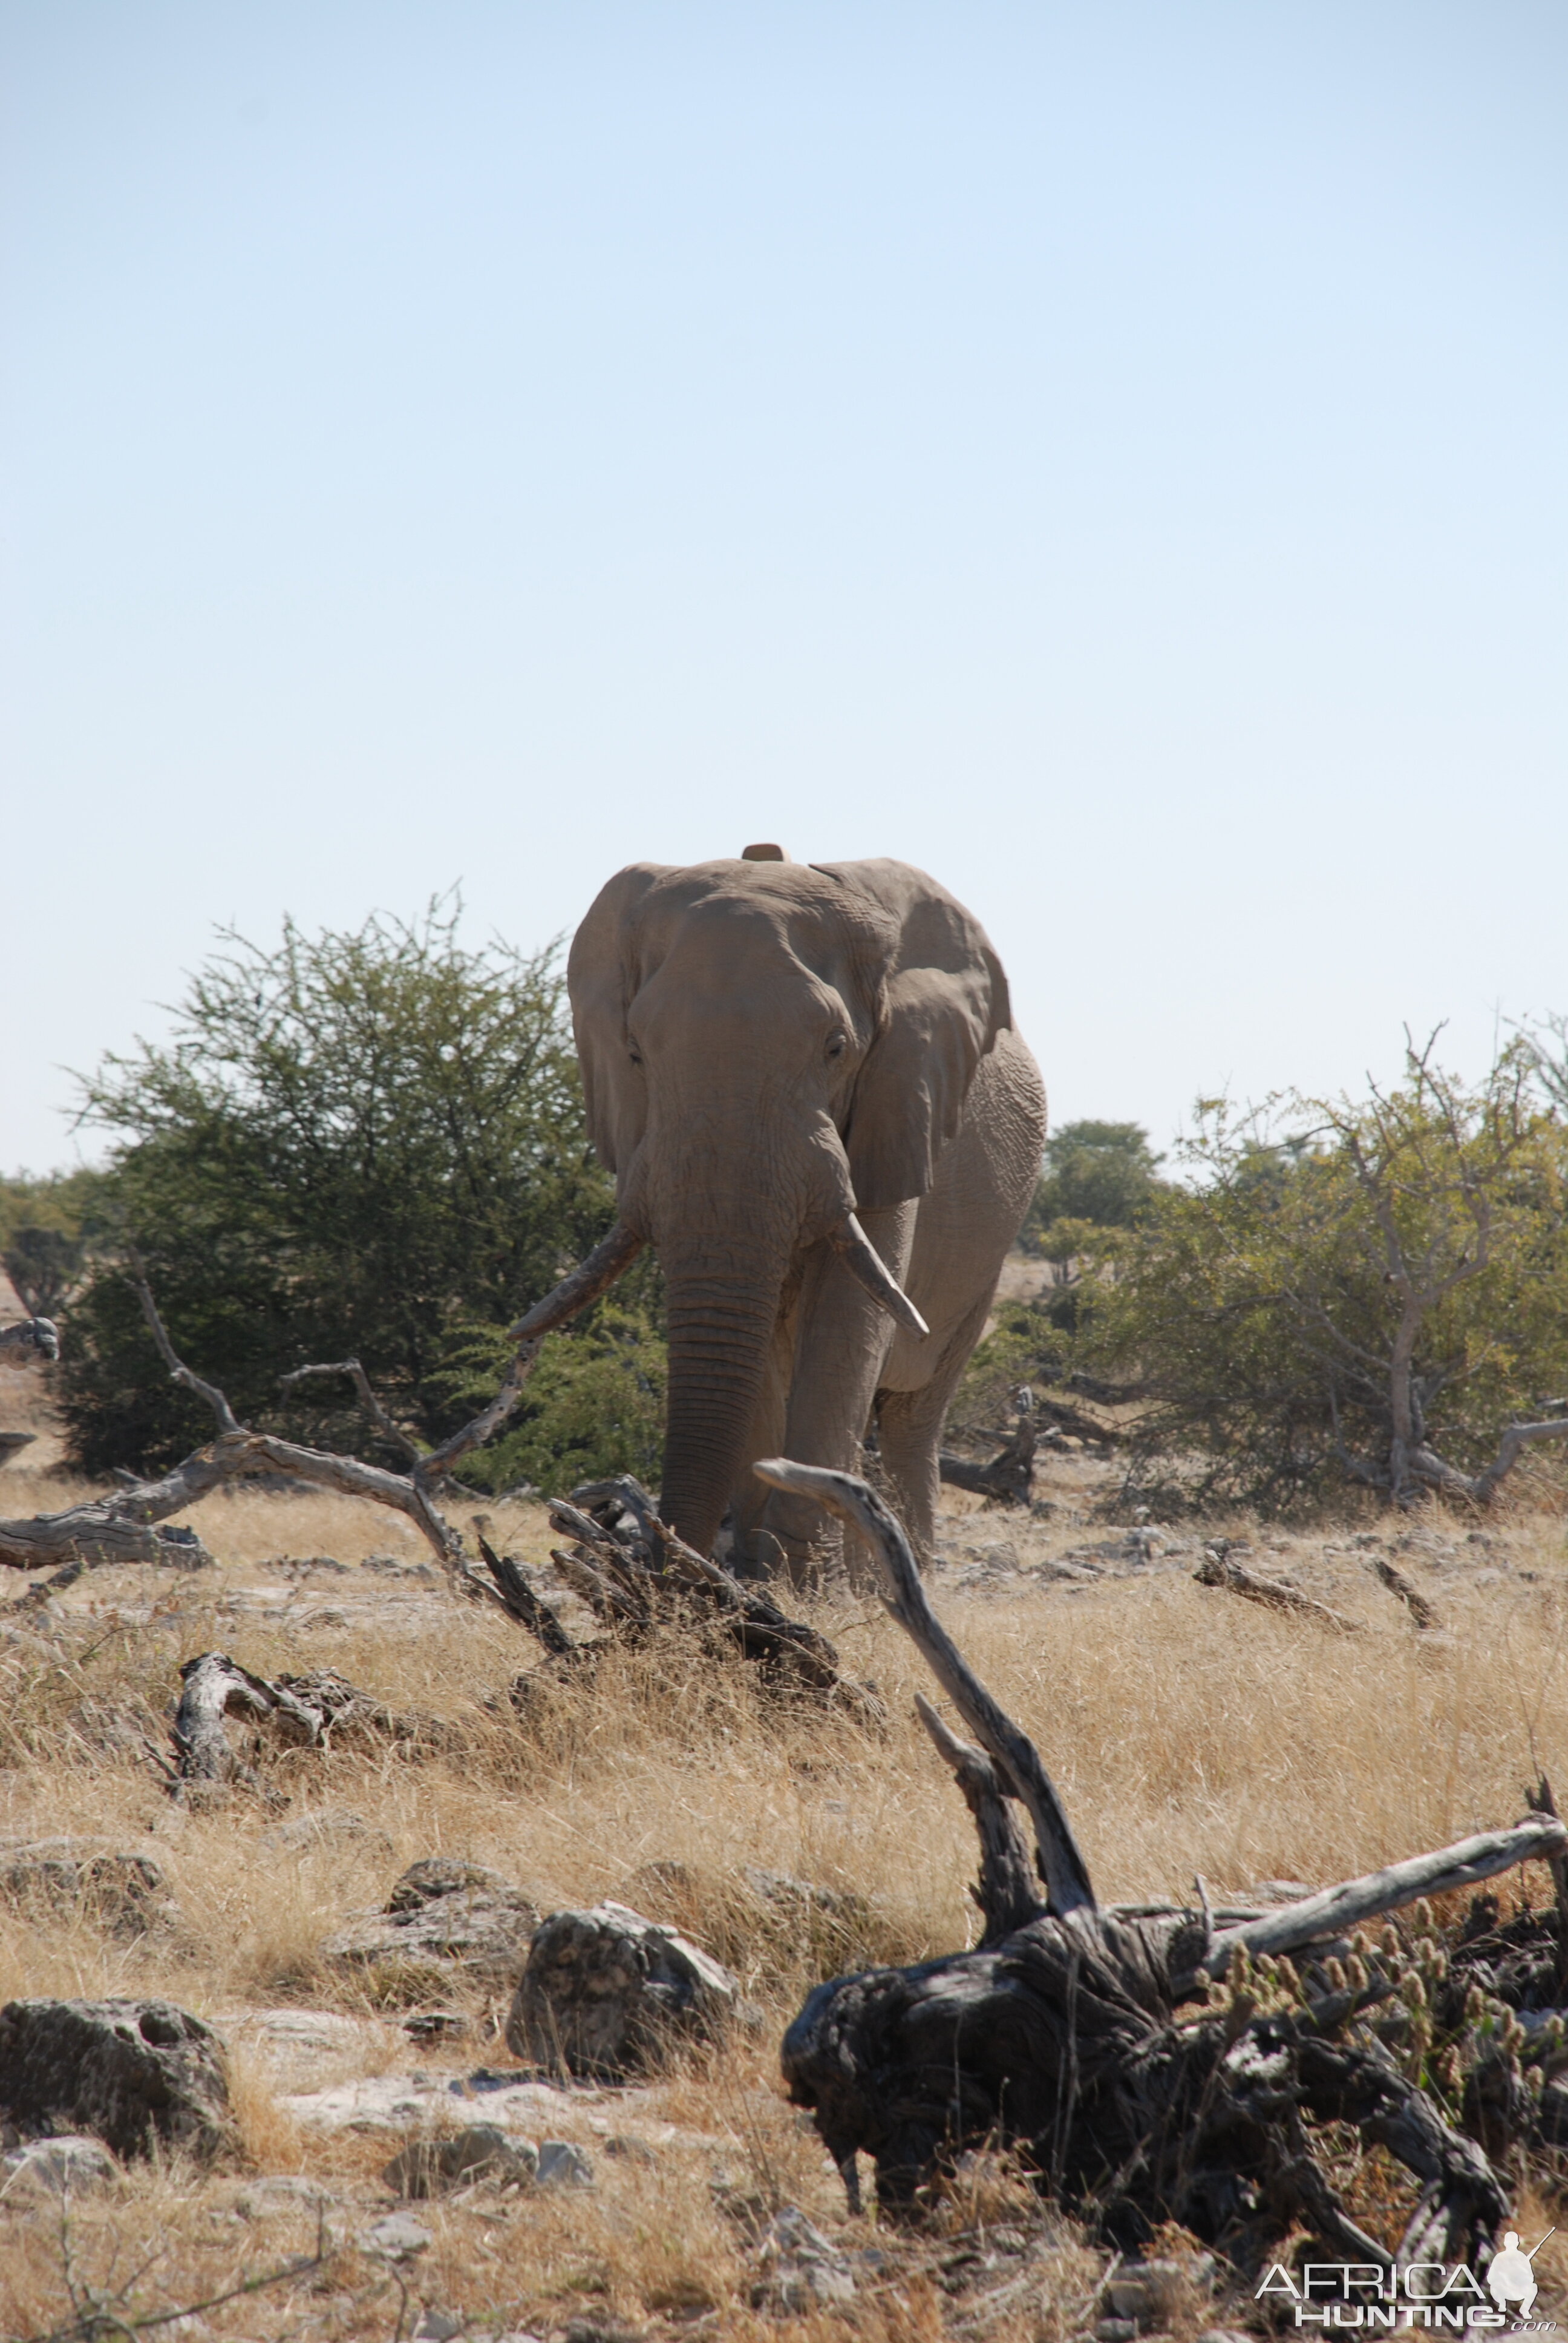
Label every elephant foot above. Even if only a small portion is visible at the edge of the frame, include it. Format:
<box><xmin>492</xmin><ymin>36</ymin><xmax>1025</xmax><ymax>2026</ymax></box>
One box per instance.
<box><xmin>739</xmin><ymin>1524</ymin><xmax>841</xmax><ymax>1594</ymax></box>
<box><xmin>728</xmin><ymin>1531</ymin><xmax>776</xmax><ymax>1584</ymax></box>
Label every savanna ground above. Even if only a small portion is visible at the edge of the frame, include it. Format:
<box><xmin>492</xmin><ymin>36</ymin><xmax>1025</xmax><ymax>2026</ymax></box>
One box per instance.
<box><xmin>3</xmin><ymin>1273</ymin><xmax>1568</xmax><ymax>2342</ymax></box>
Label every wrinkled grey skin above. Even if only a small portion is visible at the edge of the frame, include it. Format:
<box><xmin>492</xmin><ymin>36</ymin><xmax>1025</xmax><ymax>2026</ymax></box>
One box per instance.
<box><xmin>569</xmin><ymin>855</ymin><xmax>1046</xmax><ymax>1582</ymax></box>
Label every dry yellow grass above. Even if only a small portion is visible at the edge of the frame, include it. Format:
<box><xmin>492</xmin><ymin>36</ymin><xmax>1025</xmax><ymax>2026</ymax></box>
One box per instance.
<box><xmin>1</xmin><ymin>1427</ymin><xmax>1566</xmax><ymax>2337</ymax></box>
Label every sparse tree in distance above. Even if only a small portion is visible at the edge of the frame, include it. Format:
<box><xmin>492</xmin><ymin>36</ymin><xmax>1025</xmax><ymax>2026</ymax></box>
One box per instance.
<box><xmin>1021</xmin><ymin>1119</ymin><xmax>1167</xmax><ymax>1261</ymax></box>
<box><xmin>0</xmin><ymin>1170</ymin><xmax>99</xmax><ymax>1318</ymax></box>
<box><xmin>1088</xmin><ymin>1036</ymin><xmax>1568</xmax><ymax>1512</ymax></box>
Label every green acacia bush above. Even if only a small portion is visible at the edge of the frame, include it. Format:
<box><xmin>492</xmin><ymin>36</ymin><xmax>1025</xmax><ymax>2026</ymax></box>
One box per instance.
<box><xmin>59</xmin><ymin>902</ymin><xmax>665</xmax><ymax>1489</ymax></box>
<box><xmin>1086</xmin><ymin>1042</ymin><xmax>1568</xmax><ymax>1513</ymax></box>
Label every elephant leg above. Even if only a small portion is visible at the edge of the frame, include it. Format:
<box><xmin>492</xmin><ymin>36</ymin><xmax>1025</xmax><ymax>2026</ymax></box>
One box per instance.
<box><xmin>755</xmin><ymin>1202</ymin><xmax>915</xmax><ymax>1587</ymax></box>
<box><xmin>875</xmin><ymin>1285</ymin><xmax>997</xmax><ymax>1566</ymax></box>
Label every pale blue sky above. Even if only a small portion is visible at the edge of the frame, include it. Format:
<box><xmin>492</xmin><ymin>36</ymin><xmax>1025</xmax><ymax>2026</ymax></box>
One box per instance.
<box><xmin>4</xmin><ymin>2</ymin><xmax>1564</xmax><ymax>1172</ymax></box>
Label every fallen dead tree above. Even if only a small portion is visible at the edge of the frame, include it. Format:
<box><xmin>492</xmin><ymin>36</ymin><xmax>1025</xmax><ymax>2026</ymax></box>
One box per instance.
<box><xmin>480</xmin><ymin>1476</ymin><xmax>881</xmax><ymax>1721</ymax></box>
<box><xmin>0</xmin><ymin>1230</ymin><xmax>641</xmax><ymax>1590</ymax></box>
<box><xmin>941</xmin><ymin>1381</ymin><xmax>1120</xmax><ymax>1495</ymax></box>
<box><xmin>154</xmin><ymin>1653</ymin><xmax>461</xmax><ymax>1798</ymax></box>
<box><xmin>756</xmin><ymin>1457</ymin><xmax>1564</xmax><ymax>2274</ymax></box>
<box><xmin>1193</xmin><ymin>1544</ymin><xmax>1365</xmax><ymax>1633</ymax></box>
<box><xmin>0</xmin><ymin>1245</ymin><xmax>873</xmax><ymax>1714</ymax></box>
<box><xmin>1370</xmin><ymin>1553</ymin><xmax>1443</xmax><ymax>1632</ymax></box>
<box><xmin>939</xmin><ymin>1388</ymin><xmax>1040</xmax><ymax>1505</ymax></box>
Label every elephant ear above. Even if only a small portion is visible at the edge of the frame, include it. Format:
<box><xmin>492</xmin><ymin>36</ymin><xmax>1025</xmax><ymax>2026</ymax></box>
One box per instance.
<box><xmin>567</xmin><ymin>863</ymin><xmax>664</xmax><ymax>1175</ymax></box>
<box><xmin>820</xmin><ymin>859</ymin><xmax>1014</xmax><ymax>1211</ymax></box>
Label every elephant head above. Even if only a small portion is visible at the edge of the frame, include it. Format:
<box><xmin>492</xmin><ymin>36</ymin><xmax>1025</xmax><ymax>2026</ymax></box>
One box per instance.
<box><xmin>567</xmin><ymin>854</ymin><xmax>1014</xmax><ymax>1558</ymax></box>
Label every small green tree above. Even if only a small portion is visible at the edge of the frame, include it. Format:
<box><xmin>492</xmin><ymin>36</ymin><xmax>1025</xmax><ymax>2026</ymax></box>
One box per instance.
<box><xmin>0</xmin><ymin>1168</ymin><xmax>103</xmax><ymax>1317</ymax></box>
<box><xmin>2</xmin><ymin>1225</ymin><xmax>82</xmax><ymax>1319</ymax></box>
<box><xmin>1021</xmin><ymin>1120</ymin><xmax>1166</xmax><ymax>1256</ymax></box>
<box><xmin>1089</xmin><ymin>1040</ymin><xmax>1568</xmax><ymax>1512</ymax></box>
<box><xmin>59</xmin><ymin>900</ymin><xmax>664</xmax><ymax>1484</ymax></box>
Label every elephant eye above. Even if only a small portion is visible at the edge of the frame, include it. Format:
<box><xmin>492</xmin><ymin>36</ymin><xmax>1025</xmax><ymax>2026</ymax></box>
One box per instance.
<box><xmin>826</xmin><ymin>1032</ymin><xmax>847</xmax><ymax>1060</ymax></box>
<box><xmin>628</xmin><ymin>1046</ymin><xmax>643</xmax><ymax>1067</ymax></box>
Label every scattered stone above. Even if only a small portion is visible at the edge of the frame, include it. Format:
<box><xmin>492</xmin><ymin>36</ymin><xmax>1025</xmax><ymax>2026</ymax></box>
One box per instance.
<box><xmin>382</xmin><ymin>2125</ymin><xmax>538</xmax><ymax>2198</ymax></box>
<box><xmin>265</xmin><ymin>1808</ymin><xmax>391</xmax><ymax>1852</ymax></box>
<box><xmin>322</xmin><ymin>1859</ymin><xmax>540</xmax><ymax>2003</ymax></box>
<box><xmin>750</xmin><ymin>2205</ymin><xmax>857</xmax><ymax>2312</ymax></box>
<box><xmin>0</xmin><ymin>1998</ymin><xmax>234</xmax><ymax>2162</ymax></box>
<box><xmin>506</xmin><ymin>1903</ymin><xmax>739</xmax><ymax>2077</ymax></box>
<box><xmin>403</xmin><ymin>2010</ymin><xmax>470</xmax><ymax>2045</ymax></box>
<box><xmin>282</xmin><ymin>2066</ymin><xmax>589</xmax><ymax>2136</ymax></box>
<box><xmin>0</xmin><ymin>1840</ymin><xmax>175</xmax><ymax>1938</ymax></box>
<box><xmin>1097</xmin><ymin>2321</ymin><xmax>1139</xmax><ymax>2342</ymax></box>
<box><xmin>235</xmin><ymin>2008</ymin><xmax>389</xmax><ymax>2091</ymax></box>
<box><xmin>388</xmin><ymin>1858</ymin><xmax>508</xmax><ymax>1911</ymax></box>
<box><xmin>413</xmin><ymin>2316</ymin><xmax>463</xmax><ymax>2343</ymax></box>
<box><xmin>743</xmin><ymin>1866</ymin><xmax>871</xmax><ymax>1930</ymax></box>
<box><xmin>535</xmin><ymin>2139</ymin><xmax>593</xmax><ymax>2187</ymax></box>
<box><xmin>0</xmin><ymin>2134</ymin><xmax>119</xmax><ymax>2201</ymax></box>
<box><xmin>235</xmin><ymin>2174</ymin><xmax>336</xmax><ymax>2215</ymax></box>
<box><xmin>1105</xmin><ymin>2257</ymin><xmax>1215</xmax><ymax>2328</ymax></box>
<box><xmin>361</xmin><ymin>2210</ymin><xmax>433</xmax><ymax>2257</ymax></box>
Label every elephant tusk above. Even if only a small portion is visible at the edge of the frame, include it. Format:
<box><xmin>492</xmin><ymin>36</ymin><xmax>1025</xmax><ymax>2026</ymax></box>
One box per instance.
<box><xmin>828</xmin><ymin>1215</ymin><xmax>930</xmax><ymax>1340</ymax></box>
<box><xmin>506</xmin><ymin>1219</ymin><xmax>644</xmax><ymax>1342</ymax></box>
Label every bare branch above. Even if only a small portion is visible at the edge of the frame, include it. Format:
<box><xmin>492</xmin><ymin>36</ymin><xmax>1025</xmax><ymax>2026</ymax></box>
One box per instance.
<box><xmin>132</xmin><ymin>1271</ymin><xmax>238</xmax><ymax>1434</ymax></box>
<box><xmin>1369</xmin><ymin>1553</ymin><xmax>1443</xmax><ymax>1631</ymax></box>
<box><xmin>1416</xmin><ymin>1416</ymin><xmax>1568</xmax><ymax>1506</ymax></box>
<box><xmin>753</xmin><ymin>1457</ymin><xmax>1096</xmax><ymax>1916</ymax></box>
<box><xmin>915</xmin><ymin>1692</ymin><xmax>1045</xmax><ymax>1945</ymax></box>
<box><xmin>475</xmin><ymin>1533</ymin><xmax>577</xmax><ymax>1657</ymax></box>
<box><xmin>1194</xmin><ymin>1548</ymin><xmax>1365</xmax><ymax>1631</ymax></box>
<box><xmin>1209</xmin><ymin>1817</ymin><xmax>1568</xmax><ymax>1973</ymax></box>
<box><xmin>278</xmin><ymin>1357</ymin><xmax>421</xmax><ymax>1464</ymax></box>
<box><xmin>4</xmin><ymin>1234</ymin><xmax>648</xmax><ymax>1585</ymax></box>
<box><xmin>418</xmin><ymin>1218</ymin><xmax>644</xmax><ymax>1480</ymax></box>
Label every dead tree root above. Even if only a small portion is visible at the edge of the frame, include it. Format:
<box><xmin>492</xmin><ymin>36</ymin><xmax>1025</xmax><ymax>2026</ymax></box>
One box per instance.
<box><xmin>757</xmin><ymin>1456</ymin><xmax>1555</xmax><ymax>2276</ymax></box>
<box><xmin>782</xmin><ymin>1912</ymin><xmax>1504</xmax><ymax>2270</ymax></box>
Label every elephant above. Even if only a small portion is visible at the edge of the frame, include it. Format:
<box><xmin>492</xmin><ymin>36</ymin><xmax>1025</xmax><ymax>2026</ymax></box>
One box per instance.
<box><xmin>566</xmin><ymin>846</ymin><xmax>1047</xmax><ymax>1582</ymax></box>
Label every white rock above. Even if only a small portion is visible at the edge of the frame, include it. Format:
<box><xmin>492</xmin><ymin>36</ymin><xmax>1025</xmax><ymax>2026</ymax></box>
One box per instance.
<box><xmin>535</xmin><ymin>2140</ymin><xmax>593</xmax><ymax>2188</ymax></box>
<box><xmin>362</xmin><ymin>2211</ymin><xmax>433</xmax><ymax>2256</ymax></box>
<box><xmin>751</xmin><ymin>2205</ymin><xmax>856</xmax><ymax>2312</ymax></box>
<box><xmin>382</xmin><ymin>2126</ymin><xmax>538</xmax><ymax>2198</ymax></box>
<box><xmin>0</xmin><ymin>2134</ymin><xmax>119</xmax><ymax>2200</ymax></box>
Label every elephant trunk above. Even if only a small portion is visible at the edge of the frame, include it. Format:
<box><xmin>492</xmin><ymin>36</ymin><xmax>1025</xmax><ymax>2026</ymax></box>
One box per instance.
<box><xmin>656</xmin><ymin>1244</ymin><xmax>788</xmax><ymax>1560</ymax></box>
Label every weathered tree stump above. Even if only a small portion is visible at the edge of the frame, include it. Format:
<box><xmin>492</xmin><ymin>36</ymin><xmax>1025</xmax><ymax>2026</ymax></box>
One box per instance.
<box><xmin>755</xmin><ymin>1458</ymin><xmax>1549</xmax><ymax>2276</ymax></box>
<box><xmin>480</xmin><ymin>1477</ymin><xmax>883</xmax><ymax>1722</ymax></box>
<box><xmin>167</xmin><ymin>1653</ymin><xmax>457</xmax><ymax>1797</ymax></box>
